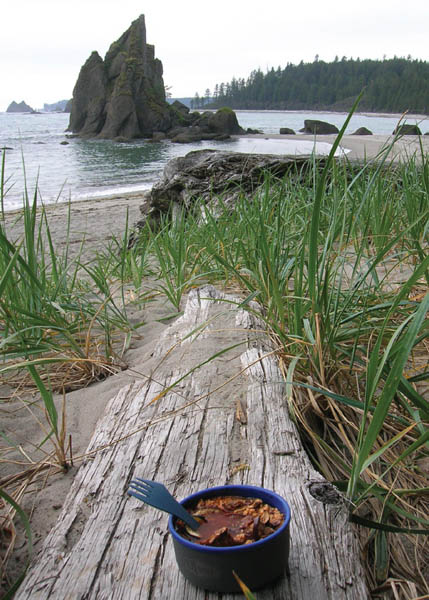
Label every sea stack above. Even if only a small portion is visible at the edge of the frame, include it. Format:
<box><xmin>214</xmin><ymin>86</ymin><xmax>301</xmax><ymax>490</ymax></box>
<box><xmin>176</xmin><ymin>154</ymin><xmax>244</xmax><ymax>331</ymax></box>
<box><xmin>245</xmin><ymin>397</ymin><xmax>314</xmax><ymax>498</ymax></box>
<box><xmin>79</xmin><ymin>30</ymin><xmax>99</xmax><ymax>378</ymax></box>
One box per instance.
<box><xmin>68</xmin><ymin>15</ymin><xmax>172</xmax><ymax>139</ymax></box>
<box><xmin>6</xmin><ymin>100</ymin><xmax>35</xmax><ymax>113</ymax></box>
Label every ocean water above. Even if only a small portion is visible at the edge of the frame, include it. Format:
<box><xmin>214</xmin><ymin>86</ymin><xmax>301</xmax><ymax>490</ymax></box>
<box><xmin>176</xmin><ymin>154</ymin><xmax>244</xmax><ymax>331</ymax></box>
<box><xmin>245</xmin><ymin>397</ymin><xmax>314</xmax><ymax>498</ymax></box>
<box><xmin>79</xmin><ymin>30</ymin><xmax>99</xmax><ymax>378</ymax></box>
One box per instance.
<box><xmin>1</xmin><ymin>110</ymin><xmax>428</xmax><ymax>211</ymax></box>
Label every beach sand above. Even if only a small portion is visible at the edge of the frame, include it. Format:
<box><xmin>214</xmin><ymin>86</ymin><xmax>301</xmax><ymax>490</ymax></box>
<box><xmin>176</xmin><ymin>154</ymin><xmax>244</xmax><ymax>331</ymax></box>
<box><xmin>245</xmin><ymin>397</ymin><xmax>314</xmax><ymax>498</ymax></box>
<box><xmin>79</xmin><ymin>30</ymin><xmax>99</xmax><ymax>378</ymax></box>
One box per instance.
<box><xmin>1</xmin><ymin>134</ymin><xmax>428</xmax><ymax>591</ymax></box>
<box><xmin>2</xmin><ymin>192</ymin><xmax>148</xmax><ymax>261</ymax></box>
<box><xmin>242</xmin><ymin>132</ymin><xmax>429</xmax><ymax>162</ymax></box>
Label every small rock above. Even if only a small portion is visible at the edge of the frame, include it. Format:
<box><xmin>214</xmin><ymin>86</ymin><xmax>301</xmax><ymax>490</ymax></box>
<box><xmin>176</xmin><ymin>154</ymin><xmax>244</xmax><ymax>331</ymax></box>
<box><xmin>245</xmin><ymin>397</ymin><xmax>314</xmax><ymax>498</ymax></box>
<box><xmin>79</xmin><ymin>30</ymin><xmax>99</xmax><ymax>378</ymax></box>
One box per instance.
<box><xmin>351</xmin><ymin>127</ymin><xmax>373</xmax><ymax>135</ymax></box>
<box><xmin>279</xmin><ymin>127</ymin><xmax>295</xmax><ymax>135</ymax></box>
<box><xmin>392</xmin><ymin>124</ymin><xmax>422</xmax><ymax>135</ymax></box>
<box><xmin>151</xmin><ymin>132</ymin><xmax>167</xmax><ymax>142</ymax></box>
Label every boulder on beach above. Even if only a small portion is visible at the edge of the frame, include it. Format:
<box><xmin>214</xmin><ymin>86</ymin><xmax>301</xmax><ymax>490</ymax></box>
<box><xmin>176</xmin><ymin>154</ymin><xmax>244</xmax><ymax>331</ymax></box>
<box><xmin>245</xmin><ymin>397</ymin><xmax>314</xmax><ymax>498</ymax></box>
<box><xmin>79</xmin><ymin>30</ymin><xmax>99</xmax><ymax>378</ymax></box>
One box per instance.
<box><xmin>302</xmin><ymin>120</ymin><xmax>339</xmax><ymax>135</ymax></box>
<box><xmin>280</xmin><ymin>127</ymin><xmax>295</xmax><ymax>135</ymax></box>
<box><xmin>392</xmin><ymin>124</ymin><xmax>422</xmax><ymax>136</ymax></box>
<box><xmin>6</xmin><ymin>100</ymin><xmax>34</xmax><ymax>113</ymax></box>
<box><xmin>351</xmin><ymin>127</ymin><xmax>373</xmax><ymax>135</ymax></box>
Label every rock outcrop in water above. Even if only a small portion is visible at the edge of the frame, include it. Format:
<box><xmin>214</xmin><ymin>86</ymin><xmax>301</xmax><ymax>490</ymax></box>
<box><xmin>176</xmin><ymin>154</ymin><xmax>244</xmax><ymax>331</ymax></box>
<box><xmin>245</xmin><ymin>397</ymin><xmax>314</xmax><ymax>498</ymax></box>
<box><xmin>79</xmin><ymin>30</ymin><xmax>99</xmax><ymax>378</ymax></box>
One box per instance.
<box><xmin>68</xmin><ymin>15</ymin><xmax>244</xmax><ymax>141</ymax></box>
<box><xmin>6</xmin><ymin>100</ymin><xmax>35</xmax><ymax>113</ymax></box>
<box><xmin>68</xmin><ymin>15</ymin><xmax>171</xmax><ymax>138</ymax></box>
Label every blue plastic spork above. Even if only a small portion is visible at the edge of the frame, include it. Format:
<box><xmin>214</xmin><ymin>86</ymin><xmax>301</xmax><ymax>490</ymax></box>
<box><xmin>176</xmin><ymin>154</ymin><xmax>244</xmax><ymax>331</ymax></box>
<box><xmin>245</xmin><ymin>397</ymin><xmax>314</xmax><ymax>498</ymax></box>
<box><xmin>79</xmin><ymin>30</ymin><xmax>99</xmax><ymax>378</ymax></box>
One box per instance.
<box><xmin>127</xmin><ymin>477</ymin><xmax>200</xmax><ymax>530</ymax></box>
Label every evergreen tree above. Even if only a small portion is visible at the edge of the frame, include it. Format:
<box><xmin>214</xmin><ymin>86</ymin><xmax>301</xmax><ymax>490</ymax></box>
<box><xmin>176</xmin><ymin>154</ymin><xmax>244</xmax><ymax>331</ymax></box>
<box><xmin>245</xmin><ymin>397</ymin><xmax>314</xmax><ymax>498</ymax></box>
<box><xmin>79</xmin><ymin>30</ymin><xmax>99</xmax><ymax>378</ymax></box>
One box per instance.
<box><xmin>205</xmin><ymin>57</ymin><xmax>429</xmax><ymax>113</ymax></box>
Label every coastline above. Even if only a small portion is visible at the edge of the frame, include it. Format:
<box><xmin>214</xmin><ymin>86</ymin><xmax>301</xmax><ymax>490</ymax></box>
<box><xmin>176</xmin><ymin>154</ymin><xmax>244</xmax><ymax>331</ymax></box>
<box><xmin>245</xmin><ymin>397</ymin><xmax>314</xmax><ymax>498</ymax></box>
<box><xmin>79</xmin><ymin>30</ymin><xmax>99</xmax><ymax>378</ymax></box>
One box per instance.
<box><xmin>4</xmin><ymin>133</ymin><xmax>429</xmax><ymax>218</ymax></box>
<box><xmin>234</xmin><ymin>108</ymin><xmax>429</xmax><ymax>120</ymax></box>
<box><xmin>236</xmin><ymin>132</ymin><xmax>429</xmax><ymax>162</ymax></box>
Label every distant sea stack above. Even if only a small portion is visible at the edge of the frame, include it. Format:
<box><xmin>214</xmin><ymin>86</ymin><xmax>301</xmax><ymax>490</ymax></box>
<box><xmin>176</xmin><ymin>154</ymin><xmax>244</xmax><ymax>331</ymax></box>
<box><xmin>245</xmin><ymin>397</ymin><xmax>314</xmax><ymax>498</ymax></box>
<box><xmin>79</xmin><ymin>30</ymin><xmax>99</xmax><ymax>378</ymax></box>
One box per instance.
<box><xmin>68</xmin><ymin>15</ymin><xmax>172</xmax><ymax>139</ymax></box>
<box><xmin>7</xmin><ymin>100</ymin><xmax>35</xmax><ymax>113</ymax></box>
<box><xmin>43</xmin><ymin>99</ymin><xmax>70</xmax><ymax>112</ymax></box>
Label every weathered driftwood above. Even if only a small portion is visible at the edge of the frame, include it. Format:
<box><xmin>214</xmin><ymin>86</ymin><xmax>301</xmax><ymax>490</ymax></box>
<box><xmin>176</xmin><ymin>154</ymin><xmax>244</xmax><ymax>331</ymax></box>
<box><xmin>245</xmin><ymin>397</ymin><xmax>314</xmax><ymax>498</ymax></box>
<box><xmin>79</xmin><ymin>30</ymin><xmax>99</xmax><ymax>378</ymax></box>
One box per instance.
<box><xmin>139</xmin><ymin>150</ymin><xmax>317</xmax><ymax>228</ymax></box>
<box><xmin>16</xmin><ymin>285</ymin><xmax>369</xmax><ymax>599</ymax></box>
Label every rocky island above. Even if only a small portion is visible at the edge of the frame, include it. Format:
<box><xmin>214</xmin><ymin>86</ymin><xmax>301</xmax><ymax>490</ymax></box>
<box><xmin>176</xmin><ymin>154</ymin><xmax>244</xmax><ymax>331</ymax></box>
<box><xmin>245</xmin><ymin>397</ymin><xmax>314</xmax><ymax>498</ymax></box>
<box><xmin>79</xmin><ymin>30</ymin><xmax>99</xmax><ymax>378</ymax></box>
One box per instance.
<box><xmin>68</xmin><ymin>14</ymin><xmax>243</xmax><ymax>142</ymax></box>
<box><xmin>6</xmin><ymin>100</ymin><xmax>35</xmax><ymax>113</ymax></box>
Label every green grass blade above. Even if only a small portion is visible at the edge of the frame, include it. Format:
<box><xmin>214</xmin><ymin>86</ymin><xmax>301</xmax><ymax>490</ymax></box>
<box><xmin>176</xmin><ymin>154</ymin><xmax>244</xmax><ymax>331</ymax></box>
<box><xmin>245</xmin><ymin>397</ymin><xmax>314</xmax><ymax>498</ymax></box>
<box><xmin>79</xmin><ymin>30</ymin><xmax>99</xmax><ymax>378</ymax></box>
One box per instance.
<box><xmin>350</xmin><ymin>293</ymin><xmax>429</xmax><ymax>498</ymax></box>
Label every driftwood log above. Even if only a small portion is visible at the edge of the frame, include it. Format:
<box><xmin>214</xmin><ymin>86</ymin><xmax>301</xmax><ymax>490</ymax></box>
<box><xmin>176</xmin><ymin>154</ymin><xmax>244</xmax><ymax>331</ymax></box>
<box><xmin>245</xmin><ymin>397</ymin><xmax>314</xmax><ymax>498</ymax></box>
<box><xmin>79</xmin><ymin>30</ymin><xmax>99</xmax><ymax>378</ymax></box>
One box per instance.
<box><xmin>16</xmin><ymin>285</ymin><xmax>369</xmax><ymax>599</ymax></box>
<box><xmin>138</xmin><ymin>150</ymin><xmax>318</xmax><ymax>228</ymax></box>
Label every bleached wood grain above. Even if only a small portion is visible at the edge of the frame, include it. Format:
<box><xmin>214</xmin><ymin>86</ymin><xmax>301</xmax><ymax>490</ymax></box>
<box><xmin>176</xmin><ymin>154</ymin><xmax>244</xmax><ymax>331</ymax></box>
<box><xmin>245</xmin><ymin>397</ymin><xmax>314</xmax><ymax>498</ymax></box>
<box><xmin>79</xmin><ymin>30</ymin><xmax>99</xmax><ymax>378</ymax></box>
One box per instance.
<box><xmin>16</xmin><ymin>285</ymin><xmax>368</xmax><ymax>599</ymax></box>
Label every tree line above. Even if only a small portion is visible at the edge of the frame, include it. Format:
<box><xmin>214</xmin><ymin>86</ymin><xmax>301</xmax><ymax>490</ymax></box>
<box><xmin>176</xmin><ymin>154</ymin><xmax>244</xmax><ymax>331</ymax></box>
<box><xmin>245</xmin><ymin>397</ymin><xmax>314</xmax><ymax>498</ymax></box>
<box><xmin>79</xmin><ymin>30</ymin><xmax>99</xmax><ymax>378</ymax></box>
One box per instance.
<box><xmin>193</xmin><ymin>57</ymin><xmax>429</xmax><ymax>114</ymax></box>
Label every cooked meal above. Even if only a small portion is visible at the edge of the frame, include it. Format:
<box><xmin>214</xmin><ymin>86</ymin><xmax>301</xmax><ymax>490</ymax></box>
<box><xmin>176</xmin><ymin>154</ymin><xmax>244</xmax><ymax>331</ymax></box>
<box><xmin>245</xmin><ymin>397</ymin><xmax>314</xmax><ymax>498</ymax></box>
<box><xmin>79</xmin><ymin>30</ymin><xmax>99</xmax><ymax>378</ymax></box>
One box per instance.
<box><xmin>175</xmin><ymin>495</ymin><xmax>284</xmax><ymax>547</ymax></box>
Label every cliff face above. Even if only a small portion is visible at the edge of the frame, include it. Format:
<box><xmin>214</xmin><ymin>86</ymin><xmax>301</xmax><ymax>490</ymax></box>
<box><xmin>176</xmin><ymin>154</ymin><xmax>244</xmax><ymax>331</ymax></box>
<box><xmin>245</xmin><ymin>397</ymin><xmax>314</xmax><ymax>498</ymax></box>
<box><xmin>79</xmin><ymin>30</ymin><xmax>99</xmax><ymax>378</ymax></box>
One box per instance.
<box><xmin>68</xmin><ymin>15</ymin><xmax>172</xmax><ymax>139</ymax></box>
<box><xmin>68</xmin><ymin>52</ymin><xmax>107</xmax><ymax>135</ymax></box>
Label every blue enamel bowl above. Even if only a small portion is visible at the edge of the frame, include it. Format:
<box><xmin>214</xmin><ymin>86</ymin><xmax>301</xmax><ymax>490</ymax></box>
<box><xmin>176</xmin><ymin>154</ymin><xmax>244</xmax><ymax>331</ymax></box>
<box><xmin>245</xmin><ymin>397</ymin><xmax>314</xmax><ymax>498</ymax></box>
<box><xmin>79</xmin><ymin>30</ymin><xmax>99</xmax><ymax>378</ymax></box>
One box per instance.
<box><xmin>168</xmin><ymin>484</ymin><xmax>291</xmax><ymax>592</ymax></box>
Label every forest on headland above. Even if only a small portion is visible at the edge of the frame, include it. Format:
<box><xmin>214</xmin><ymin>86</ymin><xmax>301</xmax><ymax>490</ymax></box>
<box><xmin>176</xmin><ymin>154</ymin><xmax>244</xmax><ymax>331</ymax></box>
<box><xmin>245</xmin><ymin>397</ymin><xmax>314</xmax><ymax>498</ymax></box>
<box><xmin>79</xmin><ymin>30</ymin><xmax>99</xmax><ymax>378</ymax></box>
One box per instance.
<box><xmin>192</xmin><ymin>57</ymin><xmax>429</xmax><ymax>114</ymax></box>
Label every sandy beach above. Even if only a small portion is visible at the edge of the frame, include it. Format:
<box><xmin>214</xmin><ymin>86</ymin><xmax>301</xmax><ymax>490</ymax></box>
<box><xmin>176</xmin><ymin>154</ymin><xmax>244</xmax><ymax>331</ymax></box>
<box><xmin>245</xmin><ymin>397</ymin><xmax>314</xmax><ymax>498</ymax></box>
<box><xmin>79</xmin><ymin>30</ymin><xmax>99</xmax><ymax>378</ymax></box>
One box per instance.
<box><xmin>243</xmin><ymin>132</ymin><xmax>429</xmax><ymax>162</ymax></box>
<box><xmin>2</xmin><ymin>192</ymin><xmax>147</xmax><ymax>260</ymax></box>
<box><xmin>1</xmin><ymin>133</ymin><xmax>428</xmax><ymax>593</ymax></box>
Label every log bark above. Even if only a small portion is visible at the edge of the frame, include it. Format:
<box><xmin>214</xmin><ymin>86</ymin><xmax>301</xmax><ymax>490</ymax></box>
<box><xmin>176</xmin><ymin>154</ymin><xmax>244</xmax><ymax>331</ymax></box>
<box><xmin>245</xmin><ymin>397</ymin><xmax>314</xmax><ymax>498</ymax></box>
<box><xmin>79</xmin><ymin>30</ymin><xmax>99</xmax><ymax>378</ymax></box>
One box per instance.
<box><xmin>16</xmin><ymin>285</ymin><xmax>369</xmax><ymax>599</ymax></box>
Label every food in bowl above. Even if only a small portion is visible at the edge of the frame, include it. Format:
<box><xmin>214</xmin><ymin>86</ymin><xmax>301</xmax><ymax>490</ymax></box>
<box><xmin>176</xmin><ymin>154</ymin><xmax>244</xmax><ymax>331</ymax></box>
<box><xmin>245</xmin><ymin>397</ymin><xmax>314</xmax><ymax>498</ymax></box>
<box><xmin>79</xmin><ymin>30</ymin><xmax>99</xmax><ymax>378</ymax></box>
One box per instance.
<box><xmin>175</xmin><ymin>495</ymin><xmax>284</xmax><ymax>547</ymax></box>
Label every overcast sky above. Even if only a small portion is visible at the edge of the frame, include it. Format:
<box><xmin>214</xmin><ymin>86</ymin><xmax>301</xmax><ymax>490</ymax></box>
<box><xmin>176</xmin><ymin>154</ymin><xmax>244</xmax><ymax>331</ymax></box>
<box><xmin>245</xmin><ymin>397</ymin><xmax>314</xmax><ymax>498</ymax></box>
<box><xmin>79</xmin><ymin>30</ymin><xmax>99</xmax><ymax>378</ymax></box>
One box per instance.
<box><xmin>1</xmin><ymin>0</ymin><xmax>428</xmax><ymax>111</ymax></box>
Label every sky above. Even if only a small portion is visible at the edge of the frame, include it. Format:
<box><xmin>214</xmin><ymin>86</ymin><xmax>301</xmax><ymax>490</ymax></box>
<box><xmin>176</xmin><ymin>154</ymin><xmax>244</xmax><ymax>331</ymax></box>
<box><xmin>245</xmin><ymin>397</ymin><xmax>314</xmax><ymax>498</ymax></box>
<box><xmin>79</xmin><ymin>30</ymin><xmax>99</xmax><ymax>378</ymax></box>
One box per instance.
<box><xmin>1</xmin><ymin>0</ymin><xmax>429</xmax><ymax>112</ymax></box>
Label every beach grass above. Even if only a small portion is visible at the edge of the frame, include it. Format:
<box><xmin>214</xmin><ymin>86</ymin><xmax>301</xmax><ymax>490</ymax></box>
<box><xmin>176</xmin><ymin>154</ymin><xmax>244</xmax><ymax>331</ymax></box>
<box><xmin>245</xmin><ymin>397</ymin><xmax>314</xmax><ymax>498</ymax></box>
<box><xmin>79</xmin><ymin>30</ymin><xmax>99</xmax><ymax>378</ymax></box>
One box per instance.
<box><xmin>0</xmin><ymin>177</ymin><xmax>151</xmax><ymax>594</ymax></box>
<box><xmin>1</xmin><ymin>126</ymin><xmax>429</xmax><ymax>596</ymax></box>
<box><xmin>142</xmin><ymin>135</ymin><xmax>428</xmax><ymax>592</ymax></box>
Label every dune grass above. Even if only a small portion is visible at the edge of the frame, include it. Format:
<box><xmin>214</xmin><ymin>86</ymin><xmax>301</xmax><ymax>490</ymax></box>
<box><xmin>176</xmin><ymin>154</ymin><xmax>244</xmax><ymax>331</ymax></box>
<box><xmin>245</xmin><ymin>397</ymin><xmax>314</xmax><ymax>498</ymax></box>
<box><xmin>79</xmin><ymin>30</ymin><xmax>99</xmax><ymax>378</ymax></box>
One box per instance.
<box><xmin>0</xmin><ymin>181</ymin><xmax>145</xmax><ymax>594</ymax></box>
<box><xmin>145</xmin><ymin>138</ymin><xmax>428</xmax><ymax>593</ymax></box>
<box><xmin>1</xmin><ymin>123</ymin><xmax>428</xmax><ymax>596</ymax></box>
